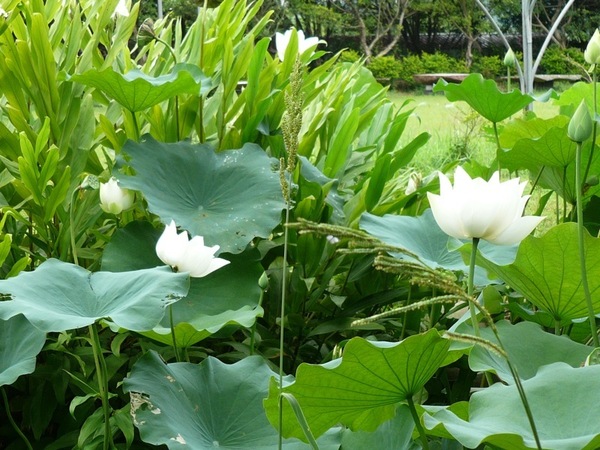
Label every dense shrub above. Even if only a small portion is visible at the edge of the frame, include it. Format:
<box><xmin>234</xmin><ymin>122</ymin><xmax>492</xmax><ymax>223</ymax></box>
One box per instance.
<box><xmin>420</xmin><ymin>52</ymin><xmax>467</xmax><ymax>73</ymax></box>
<box><xmin>367</xmin><ymin>55</ymin><xmax>404</xmax><ymax>79</ymax></box>
<box><xmin>340</xmin><ymin>49</ymin><xmax>361</xmax><ymax>63</ymax></box>
<box><xmin>472</xmin><ymin>55</ymin><xmax>505</xmax><ymax>79</ymax></box>
<box><xmin>539</xmin><ymin>46</ymin><xmax>586</xmax><ymax>74</ymax></box>
<box><xmin>396</xmin><ymin>54</ymin><xmax>424</xmax><ymax>87</ymax></box>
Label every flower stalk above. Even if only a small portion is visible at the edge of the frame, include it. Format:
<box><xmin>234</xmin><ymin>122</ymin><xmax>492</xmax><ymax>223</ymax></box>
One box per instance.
<box><xmin>407</xmin><ymin>396</ymin><xmax>430</xmax><ymax>450</ymax></box>
<box><xmin>468</xmin><ymin>237</ymin><xmax>480</xmax><ymax>335</ymax></box>
<box><xmin>568</xmin><ymin>100</ymin><xmax>599</xmax><ymax>347</ymax></box>
<box><xmin>2</xmin><ymin>387</ymin><xmax>33</xmax><ymax>450</ymax></box>
<box><xmin>278</xmin><ymin>56</ymin><xmax>304</xmax><ymax>450</ymax></box>
<box><xmin>155</xmin><ymin>221</ymin><xmax>229</xmax><ymax>360</ymax></box>
<box><xmin>576</xmin><ymin>141</ymin><xmax>599</xmax><ymax>347</ymax></box>
<box><xmin>88</xmin><ymin>323</ymin><xmax>112</xmax><ymax>450</ymax></box>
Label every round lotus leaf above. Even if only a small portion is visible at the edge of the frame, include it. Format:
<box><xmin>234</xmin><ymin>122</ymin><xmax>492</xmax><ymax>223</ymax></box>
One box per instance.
<box><xmin>117</xmin><ymin>136</ymin><xmax>284</xmax><ymax>254</ymax></box>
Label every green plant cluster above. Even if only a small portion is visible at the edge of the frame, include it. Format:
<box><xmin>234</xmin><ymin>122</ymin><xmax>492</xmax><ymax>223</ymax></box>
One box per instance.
<box><xmin>539</xmin><ymin>45</ymin><xmax>586</xmax><ymax>74</ymax></box>
<box><xmin>367</xmin><ymin>52</ymin><xmax>468</xmax><ymax>87</ymax></box>
<box><xmin>367</xmin><ymin>46</ymin><xmax>586</xmax><ymax>89</ymax></box>
<box><xmin>1</xmin><ymin>0</ymin><xmax>600</xmax><ymax>449</ymax></box>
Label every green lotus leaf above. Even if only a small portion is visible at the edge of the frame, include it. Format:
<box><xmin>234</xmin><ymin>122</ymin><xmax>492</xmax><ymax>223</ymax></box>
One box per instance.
<box><xmin>117</xmin><ymin>136</ymin><xmax>284</xmax><ymax>254</ymax></box>
<box><xmin>423</xmin><ymin>363</ymin><xmax>600</xmax><ymax>450</ymax></box>
<box><xmin>340</xmin><ymin>404</ymin><xmax>419</xmax><ymax>450</ymax></box>
<box><xmin>433</xmin><ymin>73</ymin><xmax>539</xmax><ymax>123</ymax></box>
<box><xmin>123</xmin><ymin>352</ymin><xmax>342</xmax><ymax>449</ymax></box>
<box><xmin>475</xmin><ymin>223</ymin><xmax>600</xmax><ymax>321</ymax></box>
<box><xmin>101</xmin><ymin>220</ymin><xmax>163</xmax><ymax>272</ymax></box>
<box><xmin>554</xmin><ymin>81</ymin><xmax>600</xmax><ymax>114</ymax></box>
<box><xmin>359</xmin><ymin>210</ymin><xmax>517</xmax><ymax>283</ymax></box>
<box><xmin>102</xmin><ymin>221</ymin><xmax>263</xmax><ymax>347</ymax></box>
<box><xmin>0</xmin><ymin>315</ymin><xmax>46</xmax><ymax>386</ymax></box>
<box><xmin>499</xmin><ymin>125</ymin><xmax>577</xmax><ymax>171</ymax></box>
<box><xmin>69</xmin><ymin>63</ymin><xmax>211</xmax><ymax>111</ymax></box>
<box><xmin>499</xmin><ymin>115</ymin><xmax>569</xmax><ymax>150</ymax></box>
<box><xmin>264</xmin><ymin>329</ymin><xmax>462</xmax><ymax>441</ymax></box>
<box><xmin>0</xmin><ymin>259</ymin><xmax>189</xmax><ymax>332</ymax></box>
<box><xmin>468</xmin><ymin>320</ymin><xmax>592</xmax><ymax>382</ymax></box>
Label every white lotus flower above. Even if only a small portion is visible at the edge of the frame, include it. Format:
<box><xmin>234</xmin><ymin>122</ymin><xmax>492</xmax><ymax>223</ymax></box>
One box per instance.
<box><xmin>426</xmin><ymin>167</ymin><xmax>544</xmax><ymax>245</ymax></box>
<box><xmin>99</xmin><ymin>178</ymin><xmax>134</xmax><ymax>214</ymax></box>
<box><xmin>112</xmin><ymin>0</ymin><xmax>130</xmax><ymax>18</ymax></box>
<box><xmin>155</xmin><ymin>220</ymin><xmax>230</xmax><ymax>278</ymax></box>
<box><xmin>275</xmin><ymin>29</ymin><xmax>322</xmax><ymax>61</ymax></box>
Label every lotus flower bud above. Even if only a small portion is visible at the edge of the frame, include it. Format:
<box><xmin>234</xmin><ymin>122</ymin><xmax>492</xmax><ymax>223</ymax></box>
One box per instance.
<box><xmin>584</xmin><ymin>29</ymin><xmax>600</xmax><ymax>65</ymax></box>
<box><xmin>99</xmin><ymin>178</ymin><xmax>134</xmax><ymax>214</ymax></box>
<box><xmin>503</xmin><ymin>48</ymin><xmax>517</xmax><ymax>68</ymax></box>
<box><xmin>568</xmin><ymin>101</ymin><xmax>593</xmax><ymax>143</ymax></box>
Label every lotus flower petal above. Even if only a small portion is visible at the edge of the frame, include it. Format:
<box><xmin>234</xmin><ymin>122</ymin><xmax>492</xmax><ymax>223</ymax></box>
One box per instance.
<box><xmin>156</xmin><ymin>221</ymin><xmax>230</xmax><ymax>278</ymax></box>
<box><xmin>275</xmin><ymin>28</ymin><xmax>323</xmax><ymax>61</ymax></box>
<box><xmin>427</xmin><ymin>167</ymin><xmax>544</xmax><ymax>245</ymax></box>
<box><xmin>156</xmin><ymin>221</ymin><xmax>189</xmax><ymax>268</ymax></box>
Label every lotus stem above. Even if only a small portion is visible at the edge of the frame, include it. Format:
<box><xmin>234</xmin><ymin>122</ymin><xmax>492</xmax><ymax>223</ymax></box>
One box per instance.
<box><xmin>406</xmin><ymin>396</ymin><xmax>429</xmax><ymax>450</ymax></box>
<box><xmin>169</xmin><ymin>304</ymin><xmax>181</xmax><ymax>362</ymax></box>
<box><xmin>88</xmin><ymin>323</ymin><xmax>112</xmax><ymax>450</ymax></box>
<box><xmin>468</xmin><ymin>238</ymin><xmax>481</xmax><ymax>336</ymax></box>
<box><xmin>575</xmin><ymin>142</ymin><xmax>600</xmax><ymax>347</ymax></box>
<box><xmin>583</xmin><ymin>60</ymin><xmax>597</xmax><ymax>185</ymax></box>
<box><xmin>493</xmin><ymin>122</ymin><xmax>501</xmax><ymax>172</ymax></box>
<box><xmin>2</xmin><ymin>387</ymin><xmax>33</xmax><ymax>450</ymax></box>
<box><xmin>69</xmin><ymin>188</ymin><xmax>79</xmax><ymax>266</ymax></box>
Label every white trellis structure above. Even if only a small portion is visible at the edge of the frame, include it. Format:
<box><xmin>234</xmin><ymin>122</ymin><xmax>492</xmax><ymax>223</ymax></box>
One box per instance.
<box><xmin>475</xmin><ymin>0</ymin><xmax>576</xmax><ymax>95</ymax></box>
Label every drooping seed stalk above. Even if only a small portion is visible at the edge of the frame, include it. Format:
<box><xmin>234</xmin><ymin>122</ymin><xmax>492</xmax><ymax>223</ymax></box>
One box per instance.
<box><xmin>462</xmin><ymin>297</ymin><xmax>543</xmax><ymax>449</ymax></box>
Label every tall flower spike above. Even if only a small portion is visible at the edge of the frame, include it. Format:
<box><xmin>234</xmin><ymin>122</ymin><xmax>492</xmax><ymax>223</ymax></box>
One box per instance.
<box><xmin>427</xmin><ymin>167</ymin><xmax>544</xmax><ymax>245</ymax></box>
<box><xmin>155</xmin><ymin>220</ymin><xmax>229</xmax><ymax>278</ymax></box>
<box><xmin>283</xmin><ymin>57</ymin><xmax>303</xmax><ymax>174</ymax></box>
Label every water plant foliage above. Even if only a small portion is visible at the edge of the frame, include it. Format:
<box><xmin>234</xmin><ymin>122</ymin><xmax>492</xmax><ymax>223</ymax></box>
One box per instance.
<box><xmin>0</xmin><ymin>0</ymin><xmax>599</xmax><ymax>448</ymax></box>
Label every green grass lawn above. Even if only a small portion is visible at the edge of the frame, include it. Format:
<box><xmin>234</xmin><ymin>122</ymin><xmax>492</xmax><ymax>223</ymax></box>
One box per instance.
<box><xmin>388</xmin><ymin>91</ymin><xmax>560</xmax><ymax>173</ymax></box>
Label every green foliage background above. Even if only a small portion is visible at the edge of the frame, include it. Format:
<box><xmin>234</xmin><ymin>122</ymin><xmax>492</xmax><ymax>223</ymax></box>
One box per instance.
<box><xmin>0</xmin><ymin>0</ymin><xmax>599</xmax><ymax>449</ymax></box>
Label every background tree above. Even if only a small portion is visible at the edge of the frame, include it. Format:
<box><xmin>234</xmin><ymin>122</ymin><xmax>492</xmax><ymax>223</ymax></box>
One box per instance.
<box><xmin>332</xmin><ymin>0</ymin><xmax>412</xmax><ymax>60</ymax></box>
<box><xmin>438</xmin><ymin>0</ymin><xmax>490</xmax><ymax>68</ymax></box>
<box><xmin>401</xmin><ymin>0</ymin><xmax>441</xmax><ymax>54</ymax></box>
